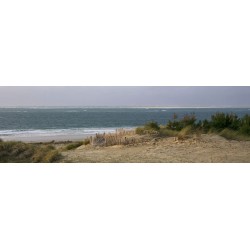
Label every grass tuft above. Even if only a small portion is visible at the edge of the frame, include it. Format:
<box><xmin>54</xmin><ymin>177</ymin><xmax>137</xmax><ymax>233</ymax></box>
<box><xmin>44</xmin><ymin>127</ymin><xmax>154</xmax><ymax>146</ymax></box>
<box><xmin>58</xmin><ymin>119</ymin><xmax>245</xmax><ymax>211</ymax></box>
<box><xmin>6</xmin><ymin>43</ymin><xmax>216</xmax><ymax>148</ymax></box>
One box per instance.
<box><xmin>65</xmin><ymin>141</ymin><xmax>83</xmax><ymax>150</ymax></box>
<box><xmin>158</xmin><ymin>128</ymin><xmax>178</xmax><ymax>137</ymax></box>
<box><xmin>220</xmin><ymin>128</ymin><xmax>250</xmax><ymax>141</ymax></box>
<box><xmin>177</xmin><ymin>125</ymin><xmax>193</xmax><ymax>140</ymax></box>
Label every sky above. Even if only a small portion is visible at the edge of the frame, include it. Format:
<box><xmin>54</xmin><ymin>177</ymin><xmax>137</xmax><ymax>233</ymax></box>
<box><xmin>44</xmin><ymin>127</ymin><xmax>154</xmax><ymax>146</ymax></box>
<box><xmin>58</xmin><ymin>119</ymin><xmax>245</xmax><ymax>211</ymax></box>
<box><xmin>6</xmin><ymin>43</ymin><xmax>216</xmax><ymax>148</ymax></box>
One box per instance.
<box><xmin>0</xmin><ymin>86</ymin><xmax>249</xmax><ymax>107</ymax></box>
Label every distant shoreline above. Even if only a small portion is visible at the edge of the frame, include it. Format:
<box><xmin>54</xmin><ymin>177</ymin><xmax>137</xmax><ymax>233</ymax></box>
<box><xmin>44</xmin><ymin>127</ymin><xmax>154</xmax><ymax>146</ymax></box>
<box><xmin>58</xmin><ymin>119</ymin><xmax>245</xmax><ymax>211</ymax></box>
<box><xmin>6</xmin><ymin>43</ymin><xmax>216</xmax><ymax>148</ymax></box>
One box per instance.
<box><xmin>0</xmin><ymin>127</ymin><xmax>136</xmax><ymax>143</ymax></box>
<box><xmin>0</xmin><ymin>106</ymin><xmax>250</xmax><ymax>109</ymax></box>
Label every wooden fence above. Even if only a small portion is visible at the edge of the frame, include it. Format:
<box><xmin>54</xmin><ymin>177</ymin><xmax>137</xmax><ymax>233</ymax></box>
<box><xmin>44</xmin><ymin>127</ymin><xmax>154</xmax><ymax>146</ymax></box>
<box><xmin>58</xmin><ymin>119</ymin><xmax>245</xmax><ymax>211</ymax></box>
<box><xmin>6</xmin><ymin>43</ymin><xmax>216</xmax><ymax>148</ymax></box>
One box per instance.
<box><xmin>89</xmin><ymin>128</ymin><xmax>145</xmax><ymax>147</ymax></box>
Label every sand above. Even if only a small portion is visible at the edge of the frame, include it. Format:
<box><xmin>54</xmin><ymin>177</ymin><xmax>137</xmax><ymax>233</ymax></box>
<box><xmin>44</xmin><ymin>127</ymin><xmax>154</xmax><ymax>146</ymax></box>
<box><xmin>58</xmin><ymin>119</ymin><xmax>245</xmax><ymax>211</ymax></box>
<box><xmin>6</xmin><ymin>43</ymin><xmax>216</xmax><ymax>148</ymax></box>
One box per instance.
<box><xmin>1</xmin><ymin>134</ymin><xmax>92</xmax><ymax>143</ymax></box>
<box><xmin>60</xmin><ymin>134</ymin><xmax>250</xmax><ymax>163</ymax></box>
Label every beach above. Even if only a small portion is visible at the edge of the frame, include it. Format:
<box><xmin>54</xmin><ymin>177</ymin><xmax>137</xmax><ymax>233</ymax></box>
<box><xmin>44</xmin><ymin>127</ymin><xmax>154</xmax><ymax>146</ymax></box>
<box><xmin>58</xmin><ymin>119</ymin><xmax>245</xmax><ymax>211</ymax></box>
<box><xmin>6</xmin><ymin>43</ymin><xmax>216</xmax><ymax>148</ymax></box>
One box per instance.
<box><xmin>1</xmin><ymin>133</ymin><xmax>91</xmax><ymax>143</ymax></box>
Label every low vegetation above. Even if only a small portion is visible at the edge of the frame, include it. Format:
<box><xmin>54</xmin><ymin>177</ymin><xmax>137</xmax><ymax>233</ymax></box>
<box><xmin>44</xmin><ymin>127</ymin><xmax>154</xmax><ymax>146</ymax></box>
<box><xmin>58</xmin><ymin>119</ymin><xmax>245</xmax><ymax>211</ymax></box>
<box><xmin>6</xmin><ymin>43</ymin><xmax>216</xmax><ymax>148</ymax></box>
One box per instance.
<box><xmin>135</xmin><ymin>121</ymin><xmax>160</xmax><ymax>135</ymax></box>
<box><xmin>136</xmin><ymin>112</ymin><xmax>250</xmax><ymax>141</ymax></box>
<box><xmin>0</xmin><ymin>141</ymin><xmax>61</xmax><ymax>163</ymax></box>
<box><xmin>65</xmin><ymin>138</ymin><xmax>92</xmax><ymax>150</ymax></box>
<box><xmin>65</xmin><ymin>141</ymin><xmax>84</xmax><ymax>150</ymax></box>
<box><xmin>90</xmin><ymin>129</ymin><xmax>137</xmax><ymax>147</ymax></box>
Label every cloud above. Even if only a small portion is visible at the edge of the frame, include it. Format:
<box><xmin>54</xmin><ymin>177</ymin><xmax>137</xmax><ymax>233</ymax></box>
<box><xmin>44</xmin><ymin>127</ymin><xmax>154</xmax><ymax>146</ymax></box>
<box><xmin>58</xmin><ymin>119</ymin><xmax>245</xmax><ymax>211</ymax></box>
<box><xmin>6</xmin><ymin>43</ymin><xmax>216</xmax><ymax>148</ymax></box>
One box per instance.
<box><xmin>0</xmin><ymin>86</ymin><xmax>249</xmax><ymax>107</ymax></box>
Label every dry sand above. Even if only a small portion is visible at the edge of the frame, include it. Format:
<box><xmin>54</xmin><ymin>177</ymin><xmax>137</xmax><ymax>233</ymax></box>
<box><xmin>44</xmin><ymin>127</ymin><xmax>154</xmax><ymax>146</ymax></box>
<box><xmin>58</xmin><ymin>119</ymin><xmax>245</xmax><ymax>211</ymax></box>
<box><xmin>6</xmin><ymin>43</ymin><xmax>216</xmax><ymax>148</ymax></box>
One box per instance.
<box><xmin>60</xmin><ymin>134</ymin><xmax>250</xmax><ymax>163</ymax></box>
<box><xmin>1</xmin><ymin>134</ymin><xmax>91</xmax><ymax>143</ymax></box>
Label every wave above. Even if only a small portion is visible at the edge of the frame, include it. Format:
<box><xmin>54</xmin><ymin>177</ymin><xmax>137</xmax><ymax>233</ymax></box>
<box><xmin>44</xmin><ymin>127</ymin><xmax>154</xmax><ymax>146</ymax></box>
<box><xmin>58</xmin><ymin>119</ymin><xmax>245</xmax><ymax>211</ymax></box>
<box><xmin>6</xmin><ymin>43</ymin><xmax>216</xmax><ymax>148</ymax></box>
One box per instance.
<box><xmin>0</xmin><ymin>127</ymin><xmax>135</xmax><ymax>138</ymax></box>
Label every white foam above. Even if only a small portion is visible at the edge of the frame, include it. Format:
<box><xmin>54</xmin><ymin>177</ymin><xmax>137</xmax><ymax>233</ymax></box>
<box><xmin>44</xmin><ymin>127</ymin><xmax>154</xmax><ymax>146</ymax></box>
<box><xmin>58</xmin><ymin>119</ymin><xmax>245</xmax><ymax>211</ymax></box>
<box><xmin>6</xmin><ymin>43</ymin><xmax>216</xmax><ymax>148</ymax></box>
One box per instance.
<box><xmin>0</xmin><ymin>127</ymin><xmax>135</xmax><ymax>138</ymax></box>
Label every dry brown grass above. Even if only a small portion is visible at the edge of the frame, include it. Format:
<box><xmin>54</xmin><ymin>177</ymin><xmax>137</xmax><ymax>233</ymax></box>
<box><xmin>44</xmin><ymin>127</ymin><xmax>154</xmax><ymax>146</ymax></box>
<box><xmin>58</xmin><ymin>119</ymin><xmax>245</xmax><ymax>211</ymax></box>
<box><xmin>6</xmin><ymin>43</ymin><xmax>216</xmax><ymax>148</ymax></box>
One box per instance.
<box><xmin>89</xmin><ymin>129</ymin><xmax>137</xmax><ymax>147</ymax></box>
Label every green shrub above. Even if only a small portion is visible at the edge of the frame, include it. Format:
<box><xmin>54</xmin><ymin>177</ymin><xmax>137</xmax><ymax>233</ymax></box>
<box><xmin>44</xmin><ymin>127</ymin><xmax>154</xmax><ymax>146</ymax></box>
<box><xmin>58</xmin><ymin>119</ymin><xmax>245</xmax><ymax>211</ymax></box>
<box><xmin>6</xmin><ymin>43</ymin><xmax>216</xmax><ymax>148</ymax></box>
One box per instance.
<box><xmin>240</xmin><ymin>125</ymin><xmax>250</xmax><ymax>136</ymax></box>
<box><xmin>137</xmin><ymin>112</ymin><xmax>250</xmax><ymax>141</ymax></box>
<box><xmin>135</xmin><ymin>121</ymin><xmax>160</xmax><ymax>135</ymax></box>
<box><xmin>239</xmin><ymin>114</ymin><xmax>250</xmax><ymax>136</ymax></box>
<box><xmin>144</xmin><ymin>121</ymin><xmax>160</xmax><ymax>131</ymax></box>
<box><xmin>210</xmin><ymin>112</ymin><xmax>240</xmax><ymax>131</ymax></box>
<box><xmin>201</xmin><ymin>119</ymin><xmax>211</xmax><ymax>133</ymax></box>
<box><xmin>182</xmin><ymin>114</ymin><xmax>196</xmax><ymax>127</ymax></box>
<box><xmin>166</xmin><ymin>113</ymin><xmax>196</xmax><ymax>131</ymax></box>
<box><xmin>166</xmin><ymin>120</ymin><xmax>183</xmax><ymax>131</ymax></box>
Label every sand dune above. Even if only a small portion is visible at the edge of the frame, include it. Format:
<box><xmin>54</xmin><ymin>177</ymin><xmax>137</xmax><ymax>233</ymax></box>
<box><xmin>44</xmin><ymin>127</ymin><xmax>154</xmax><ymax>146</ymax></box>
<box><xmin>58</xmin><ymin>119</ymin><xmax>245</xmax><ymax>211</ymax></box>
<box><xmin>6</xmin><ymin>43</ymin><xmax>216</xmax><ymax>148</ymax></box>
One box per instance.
<box><xmin>61</xmin><ymin>134</ymin><xmax>250</xmax><ymax>163</ymax></box>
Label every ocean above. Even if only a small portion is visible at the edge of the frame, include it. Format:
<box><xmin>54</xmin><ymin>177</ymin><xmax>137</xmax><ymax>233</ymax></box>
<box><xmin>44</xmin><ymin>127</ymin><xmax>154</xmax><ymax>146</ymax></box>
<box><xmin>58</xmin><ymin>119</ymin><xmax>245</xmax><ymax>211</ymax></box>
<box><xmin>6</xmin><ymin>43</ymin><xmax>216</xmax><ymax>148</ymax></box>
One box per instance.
<box><xmin>0</xmin><ymin>107</ymin><xmax>249</xmax><ymax>141</ymax></box>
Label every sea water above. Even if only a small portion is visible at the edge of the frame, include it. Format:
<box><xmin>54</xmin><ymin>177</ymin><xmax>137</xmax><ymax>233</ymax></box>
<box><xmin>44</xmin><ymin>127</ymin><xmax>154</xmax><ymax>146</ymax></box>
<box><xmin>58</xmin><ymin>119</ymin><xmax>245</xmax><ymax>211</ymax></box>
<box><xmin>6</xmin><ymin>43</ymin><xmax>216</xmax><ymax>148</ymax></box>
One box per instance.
<box><xmin>0</xmin><ymin>107</ymin><xmax>249</xmax><ymax>141</ymax></box>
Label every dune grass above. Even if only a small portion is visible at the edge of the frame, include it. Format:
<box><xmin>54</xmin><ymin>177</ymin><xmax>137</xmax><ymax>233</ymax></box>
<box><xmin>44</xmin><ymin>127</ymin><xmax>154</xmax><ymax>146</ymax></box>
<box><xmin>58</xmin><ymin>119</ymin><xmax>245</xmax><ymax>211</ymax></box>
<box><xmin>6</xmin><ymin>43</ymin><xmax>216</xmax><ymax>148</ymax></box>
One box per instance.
<box><xmin>65</xmin><ymin>141</ymin><xmax>84</xmax><ymax>150</ymax></box>
<box><xmin>65</xmin><ymin>138</ymin><xmax>92</xmax><ymax>150</ymax></box>
<box><xmin>0</xmin><ymin>141</ymin><xmax>61</xmax><ymax>163</ymax></box>
<box><xmin>219</xmin><ymin>128</ymin><xmax>250</xmax><ymax>141</ymax></box>
<box><xmin>177</xmin><ymin>125</ymin><xmax>193</xmax><ymax>140</ymax></box>
<box><xmin>158</xmin><ymin>128</ymin><xmax>178</xmax><ymax>137</ymax></box>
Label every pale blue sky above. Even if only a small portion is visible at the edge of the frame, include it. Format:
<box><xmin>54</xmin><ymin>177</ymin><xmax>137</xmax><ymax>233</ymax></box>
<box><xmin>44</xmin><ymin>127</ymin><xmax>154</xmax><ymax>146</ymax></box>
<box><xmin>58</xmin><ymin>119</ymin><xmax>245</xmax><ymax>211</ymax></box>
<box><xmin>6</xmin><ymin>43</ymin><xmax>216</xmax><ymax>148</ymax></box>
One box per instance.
<box><xmin>0</xmin><ymin>86</ymin><xmax>249</xmax><ymax>107</ymax></box>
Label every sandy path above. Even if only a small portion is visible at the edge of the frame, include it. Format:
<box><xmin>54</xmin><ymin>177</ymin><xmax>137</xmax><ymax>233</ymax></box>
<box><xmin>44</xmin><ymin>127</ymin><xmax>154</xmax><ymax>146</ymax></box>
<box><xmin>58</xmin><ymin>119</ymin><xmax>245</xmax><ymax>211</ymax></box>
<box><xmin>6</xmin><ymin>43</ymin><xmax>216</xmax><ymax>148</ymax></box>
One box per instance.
<box><xmin>61</xmin><ymin>134</ymin><xmax>250</xmax><ymax>163</ymax></box>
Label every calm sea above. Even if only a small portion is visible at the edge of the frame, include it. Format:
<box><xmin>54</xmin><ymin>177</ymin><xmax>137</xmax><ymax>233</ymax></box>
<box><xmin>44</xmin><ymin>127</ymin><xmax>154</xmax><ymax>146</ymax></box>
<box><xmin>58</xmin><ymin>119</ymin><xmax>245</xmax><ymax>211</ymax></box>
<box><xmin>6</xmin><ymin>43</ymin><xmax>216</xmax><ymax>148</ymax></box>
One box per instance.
<box><xmin>0</xmin><ymin>107</ymin><xmax>249</xmax><ymax>140</ymax></box>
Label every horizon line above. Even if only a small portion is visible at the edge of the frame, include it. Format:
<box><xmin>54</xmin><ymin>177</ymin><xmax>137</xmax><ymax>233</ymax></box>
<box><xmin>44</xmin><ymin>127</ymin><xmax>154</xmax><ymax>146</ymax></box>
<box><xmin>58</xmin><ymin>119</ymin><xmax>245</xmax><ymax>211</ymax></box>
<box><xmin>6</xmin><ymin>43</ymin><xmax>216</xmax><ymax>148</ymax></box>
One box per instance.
<box><xmin>0</xmin><ymin>105</ymin><xmax>250</xmax><ymax>109</ymax></box>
